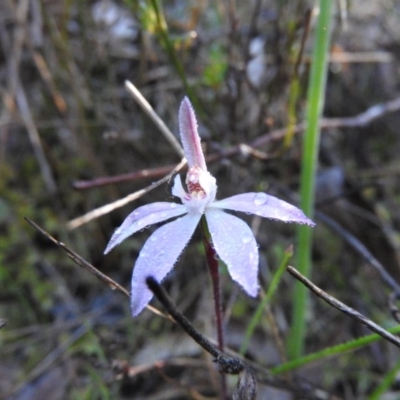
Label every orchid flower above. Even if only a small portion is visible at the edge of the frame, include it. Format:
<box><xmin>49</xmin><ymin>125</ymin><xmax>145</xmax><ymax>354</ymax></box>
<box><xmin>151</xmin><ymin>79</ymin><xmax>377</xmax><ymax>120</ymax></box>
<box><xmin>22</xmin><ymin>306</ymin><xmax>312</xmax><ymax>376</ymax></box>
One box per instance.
<box><xmin>105</xmin><ymin>97</ymin><xmax>315</xmax><ymax>316</ymax></box>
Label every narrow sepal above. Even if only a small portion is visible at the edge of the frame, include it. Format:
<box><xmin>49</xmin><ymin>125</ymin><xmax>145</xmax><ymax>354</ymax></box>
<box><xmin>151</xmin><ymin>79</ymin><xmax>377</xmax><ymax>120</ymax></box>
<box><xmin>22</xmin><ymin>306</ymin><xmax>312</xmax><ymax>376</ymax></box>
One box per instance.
<box><xmin>179</xmin><ymin>97</ymin><xmax>207</xmax><ymax>170</ymax></box>
<box><xmin>104</xmin><ymin>202</ymin><xmax>187</xmax><ymax>254</ymax></box>
<box><xmin>130</xmin><ymin>213</ymin><xmax>202</xmax><ymax>316</ymax></box>
<box><xmin>205</xmin><ymin>208</ymin><xmax>259</xmax><ymax>297</ymax></box>
<box><xmin>210</xmin><ymin>192</ymin><xmax>315</xmax><ymax>226</ymax></box>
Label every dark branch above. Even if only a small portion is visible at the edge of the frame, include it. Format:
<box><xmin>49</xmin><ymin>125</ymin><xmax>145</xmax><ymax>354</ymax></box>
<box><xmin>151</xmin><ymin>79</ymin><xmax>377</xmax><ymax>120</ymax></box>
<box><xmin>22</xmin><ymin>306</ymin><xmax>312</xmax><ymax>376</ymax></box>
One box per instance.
<box><xmin>146</xmin><ymin>276</ymin><xmax>247</xmax><ymax>376</ymax></box>
<box><xmin>286</xmin><ymin>265</ymin><xmax>400</xmax><ymax>348</ymax></box>
<box><xmin>25</xmin><ymin>218</ymin><xmax>130</xmax><ymax>297</ymax></box>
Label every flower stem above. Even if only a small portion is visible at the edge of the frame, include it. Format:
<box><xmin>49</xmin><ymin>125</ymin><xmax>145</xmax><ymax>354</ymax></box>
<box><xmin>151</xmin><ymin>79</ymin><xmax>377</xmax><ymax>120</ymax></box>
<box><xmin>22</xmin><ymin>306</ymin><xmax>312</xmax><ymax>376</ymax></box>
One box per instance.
<box><xmin>200</xmin><ymin>216</ymin><xmax>227</xmax><ymax>399</ymax></box>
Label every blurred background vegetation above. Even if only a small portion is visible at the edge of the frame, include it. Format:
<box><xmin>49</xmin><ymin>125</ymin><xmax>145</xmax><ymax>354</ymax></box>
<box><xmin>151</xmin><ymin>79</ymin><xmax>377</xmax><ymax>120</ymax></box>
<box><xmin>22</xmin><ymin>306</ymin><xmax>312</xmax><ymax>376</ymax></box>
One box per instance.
<box><xmin>1</xmin><ymin>0</ymin><xmax>400</xmax><ymax>399</ymax></box>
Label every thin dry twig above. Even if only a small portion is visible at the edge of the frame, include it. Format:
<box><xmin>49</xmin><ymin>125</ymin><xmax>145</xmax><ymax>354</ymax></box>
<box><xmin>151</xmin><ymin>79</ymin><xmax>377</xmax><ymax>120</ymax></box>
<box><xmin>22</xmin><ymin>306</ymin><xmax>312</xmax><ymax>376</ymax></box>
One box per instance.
<box><xmin>7</xmin><ymin>0</ymin><xmax>56</xmax><ymax>193</ymax></box>
<box><xmin>286</xmin><ymin>265</ymin><xmax>400</xmax><ymax>348</ymax></box>
<box><xmin>124</xmin><ymin>80</ymin><xmax>184</xmax><ymax>158</ymax></box>
<box><xmin>328</xmin><ymin>51</ymin><xmax>393</xmax><ymax>63</ymax></box>
<box><xmin>67</xmin><ymin>158</ymin><xmax>187</xmax><ymax>230</ymax></box>
<box><xmin>31</xmin><ymin>50</ymin><xmax>68</xmax><ymax>115</ymax></box>
<box><xmin>24</xmin><ymin>218</ymin><xmax>167</xmax><ymax>318</ymax></box>
<box><xmin>252</xmin><ymin>96</ymin><xmax>400</xmax><ymax>148</ymax></box>
<box><xmin>239</xmin><ymin>143</ymin><xmax>269</xmax><ymax>160</ymax></box>
<box><xmin>316</xmin><ymin>211</ymin><xmax>400</xmax><ymax>294</ymax></box>
<box><xmin>72</xmin><ymin>164</ymin><xmax>181</xmax><ymax>190</ymax></box>
<box><xmin>73</xmin><ymin>95</ymin><xmax>400</xmax><ymax>191</ymax></box>
<box><xmin>26</xmin><ymin>218</ymin><xmax>130</xmax><ymax>296</ymax></box>
<box><xmin>320</xmin><ymin>96</ymin><xmax>400</xmax><ymax>128</ymax></box>
<box><xmin>15</xmin><ymin>83</ymin><xmax>57</xmax><ymax>194</ymax></box>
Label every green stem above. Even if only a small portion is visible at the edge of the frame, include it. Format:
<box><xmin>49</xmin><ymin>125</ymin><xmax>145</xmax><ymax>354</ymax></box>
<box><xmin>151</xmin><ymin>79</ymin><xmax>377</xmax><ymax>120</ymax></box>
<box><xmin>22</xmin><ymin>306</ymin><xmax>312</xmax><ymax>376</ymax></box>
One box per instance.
<box><xmin>287</xmin><ymin>0</ymin><xmax>333</xmax><ymax>359</ymax></box>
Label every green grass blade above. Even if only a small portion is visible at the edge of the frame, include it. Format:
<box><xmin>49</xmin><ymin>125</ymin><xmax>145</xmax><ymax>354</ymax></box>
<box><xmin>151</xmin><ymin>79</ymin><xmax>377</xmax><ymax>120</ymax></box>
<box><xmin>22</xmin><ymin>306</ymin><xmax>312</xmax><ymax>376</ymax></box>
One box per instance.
<box><xmin>239</xmin><ymin>247</ymin><xmax>293</xmax><ymax>356</ymax></box>
<box><xmin>368</xmin><ymin>354</ymin><xmax>400</xmax><ymax>400</ymax></box>
<box><xmin>274</xmin><ymin>325</ymin><xmax>400</xmax><ymax>374</ymax></box>
<box><xmin>287</xmin><ymin>0</ymin><xmax>333</xmax><ymax>359</ymax></box>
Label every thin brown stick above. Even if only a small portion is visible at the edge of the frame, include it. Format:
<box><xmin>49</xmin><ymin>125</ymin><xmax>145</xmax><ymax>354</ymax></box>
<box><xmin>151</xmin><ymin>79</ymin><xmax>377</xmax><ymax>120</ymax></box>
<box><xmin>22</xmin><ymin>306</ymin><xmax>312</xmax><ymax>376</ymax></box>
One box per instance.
<box><xmin>252</xmin><ymin>95</ymin><xmax>400</xmax><ymax>148</ymax></box>
<box><xmin>72</xmin><ymin>164</ymin><xmax>183</xmax><ymax>190</ymax></box>
<box><xmin>16</xmin><ymin>76</ymin><xmax>57</xmax><ymax>194</ymax></box>
<box><xmin>24</xmin><ymin>218</ymin><xmax>167</xmax><ymax>318</ymax></box>
<box><xmin>292</xmin><ymin>9</ymin><xmax>313</xmax><ymax>80</ymax></box>
<box><xmin>31</xmin><ymin>50</ymin><xmax>68</xmax><ymax>114</ymax></box>
<box><xmin>238</xmin><ymin>144</ymin><xmax>270</xmax><ymax>160</ymax></box>
<box><xmin>316</xmin><ymin>211</ymin><xmax>400</xmax><ymax>294</ymax></box>
<box><xmin>26</xmin><ymin>218</ymin><xmax>129</xmax><ymax>296</ymax></box>
<box><xmin>319</xmin><ymin>97</ymin><xmax>400</xmax><ymax>128</ymax></box>
<box><xmin>73</xmin><ymin>96</ymin><xmax>400</xmax><ymax>191</ymax></box>
<box><xmin>328</xmin><ymin>51</ymin><xmax>392</xmax><ymax>63</ymax></box>
<box><xmin>125</xmin><ymin>80</ymin><xmax>184</xmax><ymax>158</ymax></box>
<box><xmin>67</xmin><ymin>158</ymin><xmax>187</xmax><ymax>230</ymax></box>
<box><xmin>286</xmin><ymin>265</ymin><xmax>400</xmax><ymax>348</ymax></box>
<box><xmin>7</xmin><ymin>0</ymin><xmax>56</xmax><ymax>194</ymax></box>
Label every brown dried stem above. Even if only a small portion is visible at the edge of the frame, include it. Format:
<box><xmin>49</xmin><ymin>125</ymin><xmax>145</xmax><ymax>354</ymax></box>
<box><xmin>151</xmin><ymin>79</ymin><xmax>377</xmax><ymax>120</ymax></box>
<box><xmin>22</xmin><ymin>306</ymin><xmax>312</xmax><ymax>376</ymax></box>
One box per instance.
<box><xmin>25</xmin><ymin>218</ymin><xmax>167</xmax><ymax>319</ymax></box>
<box><xmin>67</xmin><ymin>158</ymin><xmax>187</xmax><ymax>230</ymax></box>
<box><xmin>73</xmin><ymin>95</ymin><xmax>400</xmax><ymax>191</ymax></box>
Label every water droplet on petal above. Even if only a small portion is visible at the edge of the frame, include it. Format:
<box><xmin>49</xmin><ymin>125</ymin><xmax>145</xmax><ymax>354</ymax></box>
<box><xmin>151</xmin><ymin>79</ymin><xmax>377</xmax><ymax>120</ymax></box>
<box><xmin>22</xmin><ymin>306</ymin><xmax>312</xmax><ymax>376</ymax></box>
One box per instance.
<box><xmin>249</xmin><ymin>251</ymin><xmax>257</xmax><ymax>262</ymax></box>
<box><xmin>254</xmin><ymin>192</ymin><xmax>267</xmax><ymax>206</ymax></box>
<box><xmin>242</xmin><ymin>235</ymin><xmax>252</xmax><ymax>244</ymax></box>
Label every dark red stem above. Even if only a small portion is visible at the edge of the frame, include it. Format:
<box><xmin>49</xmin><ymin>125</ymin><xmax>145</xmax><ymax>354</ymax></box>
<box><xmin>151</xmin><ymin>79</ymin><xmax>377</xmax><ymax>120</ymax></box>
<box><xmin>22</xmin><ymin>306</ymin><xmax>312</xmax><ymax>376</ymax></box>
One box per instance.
<box><xmin>200</xmin><ymin>217</ymin><xmax>227</xmax><ymax>399</ymax></box>
<box><xmin>203</xmin><ymin>233</ymin><xmax>225</xmax><ymax>352</ymax></box>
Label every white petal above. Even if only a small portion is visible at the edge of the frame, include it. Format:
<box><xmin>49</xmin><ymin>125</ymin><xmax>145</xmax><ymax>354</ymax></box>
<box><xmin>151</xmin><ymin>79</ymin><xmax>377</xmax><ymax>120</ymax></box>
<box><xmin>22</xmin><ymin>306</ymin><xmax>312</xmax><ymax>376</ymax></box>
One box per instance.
<box><xmin>205</xmin><ymin>209</ymin><xmax>259</xmax><ymax>297</ymax></box>
<box><xmin>179</xmin><ymin>97</ymin><xmax>207</xmax><ymax>170</ymax></box>
<box><xmin>130</xmin><ymin>213</ymin><xmax>202</xmax><ymax>316</ymax></box>
<box><xmin>171</xmin><ymin>174</ymin><xmax>187</xmax><ymax>199</ymax></box>
<box><xmin>210</xmin><ymin>192</ymin><xmax>315</xmax><ymax>225</ymax></box>
<box><xmin>104</xmin><ymin>202</ymin><xmax>187</xmax><ymax>254</ymax></box>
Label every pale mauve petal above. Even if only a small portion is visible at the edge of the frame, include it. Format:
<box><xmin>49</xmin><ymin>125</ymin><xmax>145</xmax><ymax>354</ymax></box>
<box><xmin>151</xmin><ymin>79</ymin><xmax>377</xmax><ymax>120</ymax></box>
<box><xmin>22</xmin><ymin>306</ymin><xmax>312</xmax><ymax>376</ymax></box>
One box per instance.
<box><xmin>104</xmin><ymin>202</ymin><xmax>188</xmax><ymax>254</ymax></box>
<box><xmin>205</xmin><ymin>208</ymin><xmax>259</xmax><ymax>297</ymax></box>
<box><xmin>210</xmin><ymin>192</ymin><xmax>315</xmax><ymax>226</ymax></box>
<box><xmin>179</xmin><ymin>97</ymin><xmax>207</xmax><ymax>170</ymax></box>
<box><xmin>130</xmin><ymin>213</ymin><xmax>202</xmax><ymax>316</ymax></box>
<box><xmin>171</xmin><ymin>174</ymin><xmax>187</xmax><ymax>199</ymax></box>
